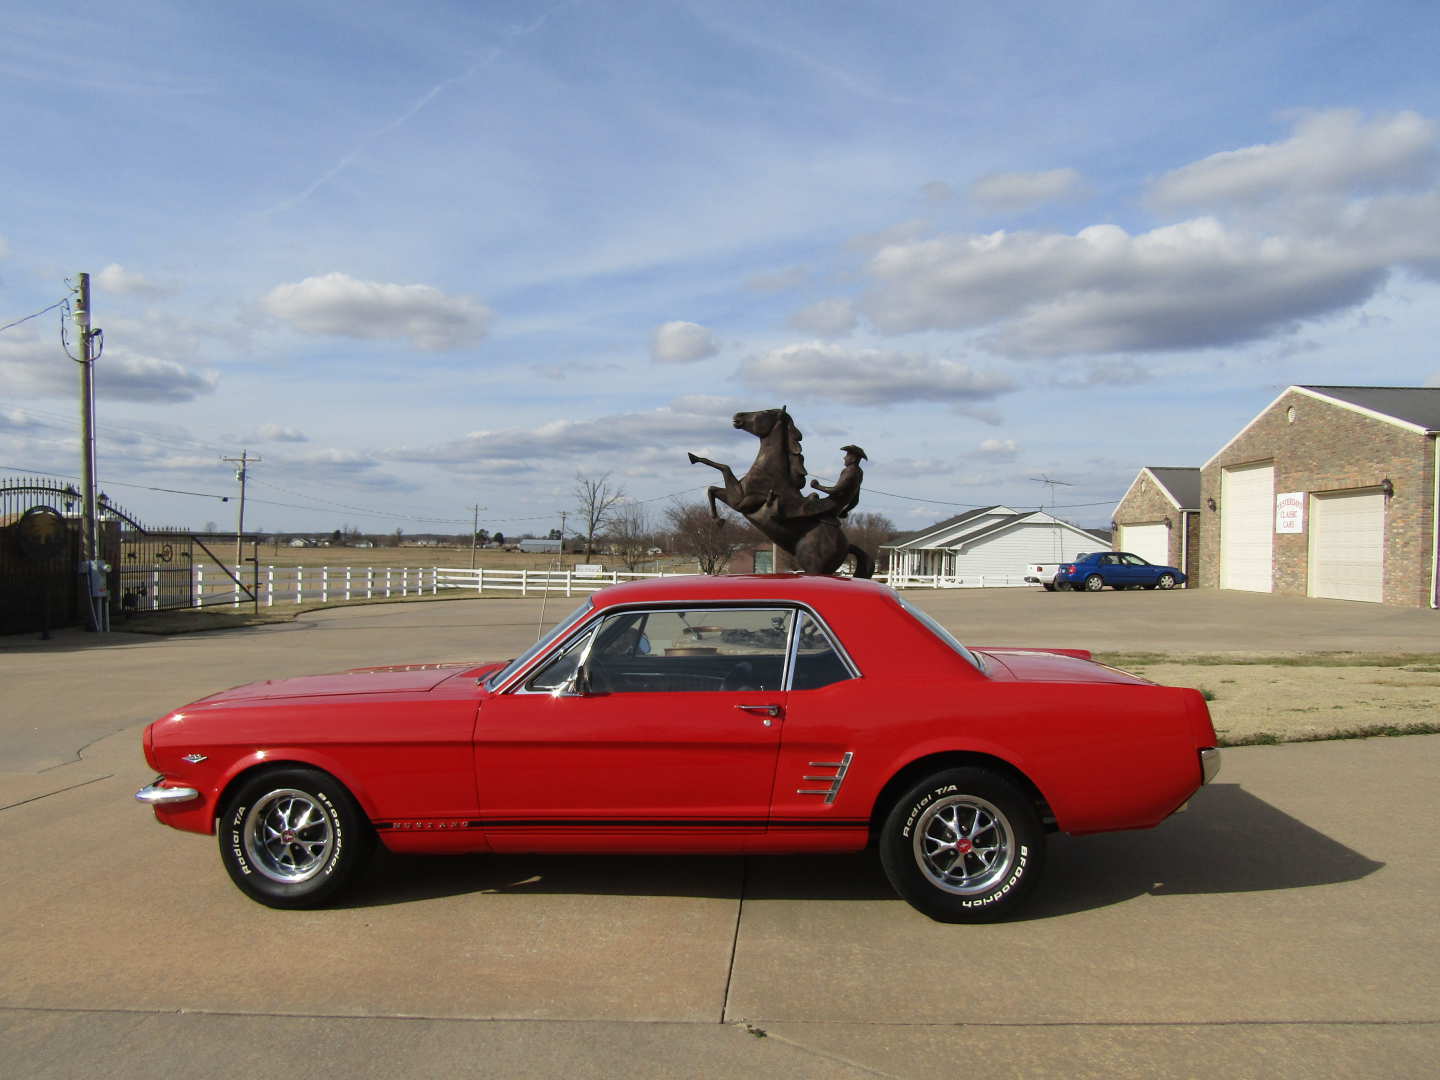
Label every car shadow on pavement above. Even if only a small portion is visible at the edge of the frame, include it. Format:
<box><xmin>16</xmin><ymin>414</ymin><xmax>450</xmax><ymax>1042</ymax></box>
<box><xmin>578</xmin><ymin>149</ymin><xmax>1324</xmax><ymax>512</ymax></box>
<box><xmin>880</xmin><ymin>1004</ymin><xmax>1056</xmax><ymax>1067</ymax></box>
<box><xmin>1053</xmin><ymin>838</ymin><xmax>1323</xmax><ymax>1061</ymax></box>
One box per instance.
<box><xmin>338</xmin><ymin>783</ymin><xmax>1382</xmax><ymax>915</ymax></box>
<box><xmin>1019</xmin><ymin>782</ymin><xmax>1385</xmax><ymax>920</ymax></box>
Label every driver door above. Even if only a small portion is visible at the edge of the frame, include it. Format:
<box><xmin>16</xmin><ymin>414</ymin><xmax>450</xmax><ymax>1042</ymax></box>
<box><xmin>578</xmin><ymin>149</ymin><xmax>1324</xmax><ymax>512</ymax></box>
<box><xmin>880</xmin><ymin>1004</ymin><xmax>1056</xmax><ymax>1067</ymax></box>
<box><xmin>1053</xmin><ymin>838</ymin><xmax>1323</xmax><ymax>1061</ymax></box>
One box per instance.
<box><xmin>473</xmin><ymin>605</ymin><xmax>793</xmax><ymax>851</ymax></box>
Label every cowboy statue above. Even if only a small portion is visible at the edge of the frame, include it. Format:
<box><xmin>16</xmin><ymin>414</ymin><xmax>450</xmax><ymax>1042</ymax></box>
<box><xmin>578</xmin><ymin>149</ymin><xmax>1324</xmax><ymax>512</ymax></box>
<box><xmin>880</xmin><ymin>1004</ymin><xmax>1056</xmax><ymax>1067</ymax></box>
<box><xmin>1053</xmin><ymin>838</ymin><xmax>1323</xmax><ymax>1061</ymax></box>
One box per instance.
<box><xmin>688</xmin><ymin>408</ymin><xmax>873</xmax><ymax>577</ymax></box>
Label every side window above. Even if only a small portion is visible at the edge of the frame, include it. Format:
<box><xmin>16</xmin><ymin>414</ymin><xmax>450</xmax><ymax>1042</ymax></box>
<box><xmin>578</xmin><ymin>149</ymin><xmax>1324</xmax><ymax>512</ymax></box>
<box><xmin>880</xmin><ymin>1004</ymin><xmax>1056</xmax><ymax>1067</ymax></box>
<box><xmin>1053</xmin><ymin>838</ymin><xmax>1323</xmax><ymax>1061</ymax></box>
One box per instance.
<box><xmin>587</xmin><ymin>607</ymin><xmax>793</xmax><ymax>693</ymax></box>
<box><xmin>790</xmin><ymin>612</ymin><xmax>855</xmax><ymax>691</ymax></box>
<box><xmin>1124</xmin><ymin>554</ymin><xmax>1148</xmax><ymax>566</ymax></box>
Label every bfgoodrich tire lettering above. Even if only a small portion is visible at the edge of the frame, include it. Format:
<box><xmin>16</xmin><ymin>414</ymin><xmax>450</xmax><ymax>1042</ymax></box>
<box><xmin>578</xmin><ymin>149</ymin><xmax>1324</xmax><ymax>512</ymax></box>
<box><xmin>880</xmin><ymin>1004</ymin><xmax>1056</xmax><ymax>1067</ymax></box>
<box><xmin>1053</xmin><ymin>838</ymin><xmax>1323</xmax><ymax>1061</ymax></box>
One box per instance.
<box><xmin>879</xmin><ymin>767</ymin><xmax>1044</xmax><ymax>923</ymax></box>
<box><xmin>219</xmin><ymin>766</ymin><xmax>374</xmax><ymax>909</ymax></box>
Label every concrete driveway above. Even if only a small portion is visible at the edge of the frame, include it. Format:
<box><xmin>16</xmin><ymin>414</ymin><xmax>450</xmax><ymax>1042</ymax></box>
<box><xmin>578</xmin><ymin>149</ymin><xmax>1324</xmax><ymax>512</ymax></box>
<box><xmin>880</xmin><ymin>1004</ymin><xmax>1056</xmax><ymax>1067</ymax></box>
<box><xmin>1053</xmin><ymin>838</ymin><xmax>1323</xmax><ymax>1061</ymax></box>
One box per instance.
<box><xmin>3</xmin><ymin>592</ymin><xmax>1437</xmax><ymax>1077</ymax></box>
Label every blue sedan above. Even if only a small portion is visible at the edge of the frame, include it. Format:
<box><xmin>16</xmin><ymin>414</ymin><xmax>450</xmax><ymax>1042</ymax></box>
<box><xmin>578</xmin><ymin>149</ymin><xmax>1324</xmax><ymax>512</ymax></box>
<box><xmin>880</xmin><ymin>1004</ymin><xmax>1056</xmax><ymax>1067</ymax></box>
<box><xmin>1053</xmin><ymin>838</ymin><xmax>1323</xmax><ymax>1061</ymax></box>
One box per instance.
<box><xmin>1052</xmin><ymin>551</ymin><xmax>1186</xmax><ymax>592</ymax></box>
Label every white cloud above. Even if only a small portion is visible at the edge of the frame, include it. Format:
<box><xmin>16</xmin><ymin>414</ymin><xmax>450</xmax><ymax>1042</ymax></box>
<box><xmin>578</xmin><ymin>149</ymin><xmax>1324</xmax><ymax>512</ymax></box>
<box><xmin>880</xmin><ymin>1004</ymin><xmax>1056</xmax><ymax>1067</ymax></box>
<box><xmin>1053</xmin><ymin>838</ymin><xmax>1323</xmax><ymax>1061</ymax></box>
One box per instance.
<box><xmin>740</xmin><ymin>342</ymin><xmax>1014</xmax><ymax>406</ymax></box>
<box><xmin>0</xmin><ymin>331</ymin><xmax>217</xmax><ymax>402</ymax></box>
<box><xmin>650</xmin><ymin>321</ymin><xmax>719</xmax><ymax>364</ymax></box>
<box><xmin>96</xmin><ymin>263</ymin><xmax>170</xmax><ymax>296</ymax></box>
<box><xmin>261</xmin><ymin>272</ymin><xmax>492</xmax><ymax>351</ymax></box>
<box><xmin>98</xmin><ymin>352</ymin><xmax>220</xmax><ymax>402</ymax></box>
<box><xmin>390</xmin><ymin>399</ymin><xmax>740</xmax><ymax>474</ymax></box>
<box><xmin>787</xmin><ymin>298</ymin><xmax>858</xmax><ymax>337</ymax></box>
<box><xmin>257</xmin><ymin>423</ymin><xmax>308</xmax><ymax>443</ymax></box>
<box><xmin>1150</xmin><ymin>109</ymin><xmax>1436</xmax><ymax>208</ymax></box>
<box><xmin>969</xmin><ymin>168</ymin><xmax>1084</xmax><ymax>212</ymax></box>
<box><xmin>860</xmin><ymin>216</ymin><xmax>1402</xmax><ymax>355</ymax></box>
<box><xmin>977</xmin><ymin>438</ymin><xmax>1018</xmax><ymax>458</ymax></box>
<box><xmin>0</xmin><ymin>406</ymin><xmax>45</xmax><ymax>433</ymax></box>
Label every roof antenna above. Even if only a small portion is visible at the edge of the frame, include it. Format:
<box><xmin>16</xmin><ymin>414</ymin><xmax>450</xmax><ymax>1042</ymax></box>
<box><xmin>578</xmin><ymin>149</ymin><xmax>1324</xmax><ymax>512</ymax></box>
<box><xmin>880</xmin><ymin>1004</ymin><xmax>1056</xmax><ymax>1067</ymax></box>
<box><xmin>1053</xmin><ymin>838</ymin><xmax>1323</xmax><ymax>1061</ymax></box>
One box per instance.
<box><xmin>1030</xmin><ymin>475</ymin><xmax>1073</xmax><ymax>563</ymax></box>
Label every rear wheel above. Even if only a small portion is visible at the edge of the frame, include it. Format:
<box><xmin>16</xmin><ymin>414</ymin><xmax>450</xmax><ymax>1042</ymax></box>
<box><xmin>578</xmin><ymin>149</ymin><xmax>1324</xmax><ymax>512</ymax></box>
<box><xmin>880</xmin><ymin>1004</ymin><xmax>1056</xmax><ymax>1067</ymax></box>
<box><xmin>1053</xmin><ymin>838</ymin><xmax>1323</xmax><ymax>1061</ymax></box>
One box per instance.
<box><xmin>1156</xmin><ymin>573</ymin><xmax>1177</xmax><ymax>590</ymax></box>
<box><xmin>879</xmin><ymin>768</ymin><xmax>1045</xmax><ymax>922</ymax></box>
<box><xmin>1084</xmin><ymin>574</ymin><xmax>1105</xmax><ymax>592</ymax></box>
<box><xmin>219</xmin><ymin>767</ymin><xmax>374</xmax><ymax>909</ymax></box>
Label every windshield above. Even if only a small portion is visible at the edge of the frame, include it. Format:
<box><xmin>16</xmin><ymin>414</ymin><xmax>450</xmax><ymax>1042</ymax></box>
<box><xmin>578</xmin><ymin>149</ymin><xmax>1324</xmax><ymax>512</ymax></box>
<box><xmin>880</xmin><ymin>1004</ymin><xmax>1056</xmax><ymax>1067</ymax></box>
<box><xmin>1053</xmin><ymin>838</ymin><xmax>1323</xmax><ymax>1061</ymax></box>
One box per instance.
<box><xmin>895</xmin><ymin>594</ymin><xmax>984</xmax><ymax>672</ymax></box>
<box><xmin>485</xmin><ymin>601</ymin><xmax>593</xmax><ymax>688</ymax></box>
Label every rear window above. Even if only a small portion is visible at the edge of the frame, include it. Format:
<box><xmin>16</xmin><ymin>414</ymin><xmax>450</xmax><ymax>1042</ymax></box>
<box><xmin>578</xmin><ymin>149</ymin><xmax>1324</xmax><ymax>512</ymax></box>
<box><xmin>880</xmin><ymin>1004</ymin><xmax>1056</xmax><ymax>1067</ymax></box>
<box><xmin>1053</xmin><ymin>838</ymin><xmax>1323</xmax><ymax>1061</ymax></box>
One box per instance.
<box><xmin>895</xmin><ymin>595</ymin><xmax>984</xmax><ymax>672</ymax></box>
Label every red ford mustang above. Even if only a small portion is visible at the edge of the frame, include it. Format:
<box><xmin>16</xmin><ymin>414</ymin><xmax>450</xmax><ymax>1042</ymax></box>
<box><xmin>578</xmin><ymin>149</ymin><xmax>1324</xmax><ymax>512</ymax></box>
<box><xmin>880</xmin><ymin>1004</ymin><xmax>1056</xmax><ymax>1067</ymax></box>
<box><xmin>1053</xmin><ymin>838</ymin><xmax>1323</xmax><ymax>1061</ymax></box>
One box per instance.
<box><xmin>137</xmin><ymin>575</ymin><xmax>1220</xmax><ymax>922</ymax></box>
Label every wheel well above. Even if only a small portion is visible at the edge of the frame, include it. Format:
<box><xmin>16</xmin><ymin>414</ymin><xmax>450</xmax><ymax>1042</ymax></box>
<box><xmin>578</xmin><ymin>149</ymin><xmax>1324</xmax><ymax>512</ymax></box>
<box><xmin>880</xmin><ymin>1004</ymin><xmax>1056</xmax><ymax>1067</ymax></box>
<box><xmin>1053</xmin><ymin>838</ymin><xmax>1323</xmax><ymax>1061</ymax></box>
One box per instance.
<box><xmin>868</xmin><ymin>752</ymin><xmax>1056</xmax><ymax>838</ymax></box>
<box><xmin>214</xmin><ymin>759</ymin><xmax>350</xmax><ymax>827</ymax></box>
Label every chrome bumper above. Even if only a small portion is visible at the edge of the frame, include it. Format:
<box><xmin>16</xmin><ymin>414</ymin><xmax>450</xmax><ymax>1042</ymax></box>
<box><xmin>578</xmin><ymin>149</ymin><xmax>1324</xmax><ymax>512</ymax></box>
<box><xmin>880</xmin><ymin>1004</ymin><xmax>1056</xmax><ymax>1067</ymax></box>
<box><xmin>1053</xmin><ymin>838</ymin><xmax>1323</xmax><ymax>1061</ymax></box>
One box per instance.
<box><xmin>135</xmin><ymin>781</ymin><xmax>200</xmax><ymax>805</ymax></box>
<box><xmin>1200</xmin><ymin>747</ymin><xmax>1222</xmax><ymax>785</ymax></box>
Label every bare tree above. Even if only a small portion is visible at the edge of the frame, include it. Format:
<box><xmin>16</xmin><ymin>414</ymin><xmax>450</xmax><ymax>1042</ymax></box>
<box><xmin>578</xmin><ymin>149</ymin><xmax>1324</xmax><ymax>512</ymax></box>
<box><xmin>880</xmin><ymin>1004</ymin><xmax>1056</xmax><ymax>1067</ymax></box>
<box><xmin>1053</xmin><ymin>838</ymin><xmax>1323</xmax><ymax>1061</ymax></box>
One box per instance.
<box><xmin>845</xmin><ymin>511</ymin><xmax>897</xmax><ymax>573</ymax></box>
<box><xmin>573</xmin><ymin>471</ymin><xmax>627</xmax><ymax>559</ymax></box>
<box><xmin>666</xmin><ymin>501</ymin><xmax>751</xmax><ymax>575</ymax></box>
<box><xmin>607</xmin><ymin>500</ymin><xmax>656</xmax><ymax>571</ymax></box>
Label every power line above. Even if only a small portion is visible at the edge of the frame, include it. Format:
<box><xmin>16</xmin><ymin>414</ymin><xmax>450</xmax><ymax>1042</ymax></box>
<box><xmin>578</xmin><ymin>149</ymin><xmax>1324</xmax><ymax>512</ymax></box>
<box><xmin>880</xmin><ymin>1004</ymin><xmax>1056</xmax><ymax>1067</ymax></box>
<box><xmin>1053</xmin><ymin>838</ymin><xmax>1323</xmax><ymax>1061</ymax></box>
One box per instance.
<box><xmin>0</xmin><ymin>298</ymin><xmax>67</xmax><ymax>335</ymax></box>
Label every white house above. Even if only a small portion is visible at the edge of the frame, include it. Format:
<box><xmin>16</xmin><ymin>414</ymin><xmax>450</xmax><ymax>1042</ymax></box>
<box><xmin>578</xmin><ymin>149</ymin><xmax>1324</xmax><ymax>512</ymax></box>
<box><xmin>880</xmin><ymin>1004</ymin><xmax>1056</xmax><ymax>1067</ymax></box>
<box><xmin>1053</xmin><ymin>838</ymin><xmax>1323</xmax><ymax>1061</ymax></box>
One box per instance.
<box><xmin>884</xmin><ymin>506</ymin><xmax>1109</xmax><ymax>586</ymax></box>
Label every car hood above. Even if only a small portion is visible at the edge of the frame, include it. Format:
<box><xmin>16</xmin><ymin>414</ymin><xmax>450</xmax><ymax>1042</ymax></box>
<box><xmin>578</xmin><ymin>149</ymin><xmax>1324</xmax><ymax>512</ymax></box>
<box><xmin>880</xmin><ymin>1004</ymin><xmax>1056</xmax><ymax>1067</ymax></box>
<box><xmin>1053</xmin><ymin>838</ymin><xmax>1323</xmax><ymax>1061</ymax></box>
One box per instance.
<box><xmin>193</xmin><ymin>662</ymin><xmax>484</xmax><ymax>704</ymax></box>
<box><xmin>976</xmin><ymin>648</ymin><xmax>1151</xmax><ymax>686</ymax></box>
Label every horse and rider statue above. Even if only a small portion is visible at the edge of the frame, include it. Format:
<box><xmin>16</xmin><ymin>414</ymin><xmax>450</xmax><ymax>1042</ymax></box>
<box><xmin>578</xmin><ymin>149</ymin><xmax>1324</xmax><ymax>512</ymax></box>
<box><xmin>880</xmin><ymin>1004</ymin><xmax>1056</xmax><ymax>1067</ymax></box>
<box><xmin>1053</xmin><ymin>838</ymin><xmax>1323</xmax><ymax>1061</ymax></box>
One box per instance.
<box><xmin>688</xmin><ymin>406</ymin><xmax>875</xmax><ymax>578</ymax></box>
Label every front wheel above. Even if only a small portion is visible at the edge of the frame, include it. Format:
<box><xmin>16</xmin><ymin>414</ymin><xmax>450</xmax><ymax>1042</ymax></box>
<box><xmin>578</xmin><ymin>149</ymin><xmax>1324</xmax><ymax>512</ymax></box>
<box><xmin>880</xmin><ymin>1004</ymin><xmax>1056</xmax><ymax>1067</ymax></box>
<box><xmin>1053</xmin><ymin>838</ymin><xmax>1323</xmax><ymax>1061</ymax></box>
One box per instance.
<box><xmin>1083</xmin><ymin>574</ymin><xmax>1105</xmax><ymax>592</ymax></box>
<box><xmin>878</xmin><ymin>768</ymin><xmax>1045</xmax><ymax>922</ymax></box>
<box><xmin>219</xmin><ymin>767</ymin><xmax>374</xmax><ymax>909</ymax></box>
<box><xmin>1156</xmin><ymin>573</ymin><xmax>1176</xmax><ymax>590</ymax></box>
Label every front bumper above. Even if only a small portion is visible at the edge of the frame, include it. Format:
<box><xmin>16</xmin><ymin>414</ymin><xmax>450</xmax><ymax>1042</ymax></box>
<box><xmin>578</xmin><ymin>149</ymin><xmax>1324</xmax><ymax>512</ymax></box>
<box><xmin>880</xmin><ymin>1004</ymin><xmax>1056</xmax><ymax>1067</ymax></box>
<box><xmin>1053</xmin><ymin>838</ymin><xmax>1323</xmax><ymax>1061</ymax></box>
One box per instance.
<box><xmin>135</xmin><ymin>778</ymin><xmax>200</xmax><ymax>805</ymax></box>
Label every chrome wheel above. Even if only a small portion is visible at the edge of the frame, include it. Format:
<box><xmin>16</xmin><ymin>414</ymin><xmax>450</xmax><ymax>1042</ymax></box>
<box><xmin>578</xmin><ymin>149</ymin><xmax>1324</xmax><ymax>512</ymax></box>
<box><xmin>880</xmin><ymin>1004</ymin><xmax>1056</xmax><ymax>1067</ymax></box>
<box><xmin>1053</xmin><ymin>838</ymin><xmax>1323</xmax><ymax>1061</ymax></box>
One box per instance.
<box><xmin>242</xmin><ymin>788</ymin><xmax>334</xmax><ymax>884</ymax></box>
<box><xmin>912</xmin><ymin>794</ymin><xmax>1014</xmax><ymax>896</ymax></box>
<box><xmin>1084</xmin><ymin>574</ymin><xmax>1104</xmax><ymax>591</ymax></box>
<box><xmin>1157</xmin><ymin>573</ymin><xmax>1176</xmax><ymax>590</ymax></box>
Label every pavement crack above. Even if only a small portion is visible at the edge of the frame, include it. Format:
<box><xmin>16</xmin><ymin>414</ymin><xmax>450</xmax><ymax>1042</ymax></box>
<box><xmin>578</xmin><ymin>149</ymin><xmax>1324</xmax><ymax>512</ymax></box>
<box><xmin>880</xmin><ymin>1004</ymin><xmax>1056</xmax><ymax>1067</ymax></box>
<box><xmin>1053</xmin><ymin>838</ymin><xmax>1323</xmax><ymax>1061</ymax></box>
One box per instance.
<box><xmin>0</xmin><ymin>773</ymin><xmax>114</xmax><ymax>813</ymax></box>
<box><xmin>719</xmin><ymin>855</ymin><xmax>748</xmax><ymax>1024</ymax></box>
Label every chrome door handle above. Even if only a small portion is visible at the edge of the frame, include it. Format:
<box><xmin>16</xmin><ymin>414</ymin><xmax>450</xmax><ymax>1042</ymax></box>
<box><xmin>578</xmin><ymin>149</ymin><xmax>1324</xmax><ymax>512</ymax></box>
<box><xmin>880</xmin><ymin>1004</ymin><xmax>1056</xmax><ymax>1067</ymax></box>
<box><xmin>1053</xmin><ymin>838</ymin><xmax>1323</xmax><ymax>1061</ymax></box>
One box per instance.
<box><xmin>736</xmin><ymin>703</ymin><xmax>781</xmax><ymax>717</ymax></box>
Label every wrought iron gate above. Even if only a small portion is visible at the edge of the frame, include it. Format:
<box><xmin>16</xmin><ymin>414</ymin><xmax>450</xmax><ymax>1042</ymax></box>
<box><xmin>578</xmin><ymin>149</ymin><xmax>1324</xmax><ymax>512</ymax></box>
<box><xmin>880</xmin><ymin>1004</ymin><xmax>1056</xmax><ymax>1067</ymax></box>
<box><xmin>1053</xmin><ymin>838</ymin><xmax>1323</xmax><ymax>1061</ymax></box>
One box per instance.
<box><xmin>0</xmin><ymin>478</ymin><xmax>83</xmax><ymax>635</ymax></box>
<box><xmin>1</xmin><ymin>475</ymin><xmax>255</xmax><ymax>633</ymax></box>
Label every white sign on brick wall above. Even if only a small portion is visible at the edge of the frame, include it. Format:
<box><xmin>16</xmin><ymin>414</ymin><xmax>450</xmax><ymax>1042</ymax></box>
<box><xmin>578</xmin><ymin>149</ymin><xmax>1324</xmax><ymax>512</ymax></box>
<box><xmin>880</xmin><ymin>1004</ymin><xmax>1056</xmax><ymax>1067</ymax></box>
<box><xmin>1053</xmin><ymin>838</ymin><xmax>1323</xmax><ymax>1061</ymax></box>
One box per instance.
<box><xmin>1275</xmin><ymin>492</ymin><xmax>1305</xmax><ymax>533</ymax></box>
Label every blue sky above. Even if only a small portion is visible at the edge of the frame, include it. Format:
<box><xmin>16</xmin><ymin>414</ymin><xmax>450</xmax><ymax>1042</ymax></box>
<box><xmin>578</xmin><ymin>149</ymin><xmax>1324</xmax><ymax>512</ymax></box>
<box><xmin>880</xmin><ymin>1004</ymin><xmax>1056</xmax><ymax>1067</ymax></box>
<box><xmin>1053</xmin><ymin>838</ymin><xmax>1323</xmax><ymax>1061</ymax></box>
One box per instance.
<box><xmin>4</xmin><ymin>0</ymin><xmax>1440</xmax><ymax>538</ymax></box>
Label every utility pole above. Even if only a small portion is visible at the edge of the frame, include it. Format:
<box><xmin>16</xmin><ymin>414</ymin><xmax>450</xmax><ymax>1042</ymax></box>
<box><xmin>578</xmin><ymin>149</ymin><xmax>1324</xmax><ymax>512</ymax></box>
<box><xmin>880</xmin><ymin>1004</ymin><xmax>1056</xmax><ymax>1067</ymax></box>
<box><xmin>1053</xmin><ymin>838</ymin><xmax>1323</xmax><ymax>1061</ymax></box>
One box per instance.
<box><xmin>73</xmin><ymin>272</ymin><xmax>103</xmax><ymax>631</ymax></box>
<box><xmin>468</xmin><ymin>502</ymin><xmax>487</xmax><ymax>569</ymax></box>
<box><xmin>222</xmin><ymin>450</ymin><xmax>259</xmax><ymax>571</ymax></box>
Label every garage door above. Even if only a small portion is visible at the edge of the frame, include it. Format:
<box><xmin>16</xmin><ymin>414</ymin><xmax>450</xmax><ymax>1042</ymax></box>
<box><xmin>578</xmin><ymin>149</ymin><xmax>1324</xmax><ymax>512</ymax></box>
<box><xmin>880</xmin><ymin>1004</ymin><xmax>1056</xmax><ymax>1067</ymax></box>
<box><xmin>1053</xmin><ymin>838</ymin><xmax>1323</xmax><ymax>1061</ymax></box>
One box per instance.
<box><xmin>1310</xmin><ymin>490</ymin><xmax>1384</xmax><ymax>603</ymax></box>
<box><xmin>1117</xmin><ymin>523</ymin><xmax>1169</xmax><ymax>568</ymax></box>
<box><xmin>1221</xmin><ymin>463</ymin><xmax>1273</xmax><ymax>592</ymax></box>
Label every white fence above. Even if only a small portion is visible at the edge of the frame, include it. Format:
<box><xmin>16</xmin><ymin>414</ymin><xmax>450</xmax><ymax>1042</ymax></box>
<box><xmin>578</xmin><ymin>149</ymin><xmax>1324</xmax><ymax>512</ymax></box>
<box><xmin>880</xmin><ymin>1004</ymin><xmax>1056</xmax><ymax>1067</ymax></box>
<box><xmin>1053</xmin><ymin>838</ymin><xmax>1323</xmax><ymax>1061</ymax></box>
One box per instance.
<box><xmin>881</xmin><ymin>573</ymin><xmax>1033</xmax><ymax>589</ymax></box>
<box><xmin>172</xmin><ymin>564</ymin><xmax>1040</xmax><ymax>611</ymax></box>
<box><xmin>183</xmin><ymin>564</ymin><xmax>684</xmax><ymax>609</ymax></box>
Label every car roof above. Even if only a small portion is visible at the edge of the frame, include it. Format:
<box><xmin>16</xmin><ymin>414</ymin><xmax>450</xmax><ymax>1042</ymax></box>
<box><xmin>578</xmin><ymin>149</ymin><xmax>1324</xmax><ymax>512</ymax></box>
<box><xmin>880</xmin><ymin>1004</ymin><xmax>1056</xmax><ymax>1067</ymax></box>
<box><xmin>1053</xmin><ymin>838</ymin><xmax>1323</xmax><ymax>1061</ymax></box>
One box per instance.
<box><xmin>588</xmin><ymin>573</ymin><xmax>894</xmax><ymax>611</ymax></box>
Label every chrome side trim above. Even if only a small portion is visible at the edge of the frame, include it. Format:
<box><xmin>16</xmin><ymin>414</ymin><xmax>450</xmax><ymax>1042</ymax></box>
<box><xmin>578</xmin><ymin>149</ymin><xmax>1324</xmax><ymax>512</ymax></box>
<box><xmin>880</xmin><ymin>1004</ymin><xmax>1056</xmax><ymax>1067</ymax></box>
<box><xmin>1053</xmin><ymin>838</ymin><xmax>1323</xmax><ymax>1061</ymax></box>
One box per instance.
<box><xmin>1200</xmin><ymin>747</ymin><xmax>1221</xmax><ymax>784</ymax></box>
<box><xmin>135</xmin><ymin>783</ymin><xmax>201</xmax><ymax>805</ymax></box>
<box><xmin>797</xmin><ymin>751</ymin><xmax>854</xmax><ymax>804</ymax></box>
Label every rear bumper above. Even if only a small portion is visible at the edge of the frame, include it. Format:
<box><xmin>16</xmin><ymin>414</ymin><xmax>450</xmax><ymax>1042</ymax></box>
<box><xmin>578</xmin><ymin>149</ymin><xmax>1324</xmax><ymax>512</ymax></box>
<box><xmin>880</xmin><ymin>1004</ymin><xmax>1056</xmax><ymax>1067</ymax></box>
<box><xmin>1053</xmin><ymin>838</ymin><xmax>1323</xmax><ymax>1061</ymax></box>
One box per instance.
<box><xmin>1200</xmin><ymin>747</ymin><xmax>1222</xmax><ymax>784</ymax></box>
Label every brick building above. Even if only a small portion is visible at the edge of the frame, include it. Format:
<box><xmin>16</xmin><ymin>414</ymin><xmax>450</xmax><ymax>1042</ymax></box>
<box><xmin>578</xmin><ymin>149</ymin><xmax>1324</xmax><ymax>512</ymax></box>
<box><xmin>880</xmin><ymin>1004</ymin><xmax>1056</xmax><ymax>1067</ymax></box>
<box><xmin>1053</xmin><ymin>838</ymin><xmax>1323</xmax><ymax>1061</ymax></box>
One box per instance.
<box><xmin>1197</xmin><ymin>386</ymin><xmax>1439</xmax><ymax>607</ymax></box>
<box><xmin>1112</xmin><ymin>468</ymin><xmax>1201</xmax><ymax>580</ymax></box>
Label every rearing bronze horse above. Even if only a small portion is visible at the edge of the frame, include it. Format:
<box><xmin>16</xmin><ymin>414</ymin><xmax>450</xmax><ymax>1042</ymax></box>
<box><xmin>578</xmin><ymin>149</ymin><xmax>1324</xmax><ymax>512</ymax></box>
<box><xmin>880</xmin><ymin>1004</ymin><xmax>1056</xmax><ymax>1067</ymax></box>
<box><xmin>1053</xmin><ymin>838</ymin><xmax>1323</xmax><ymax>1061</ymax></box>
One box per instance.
<box><xmin>688</xmin><ymin>407</ymin><xmax>875</xmax><ymax>578</ymax></box>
